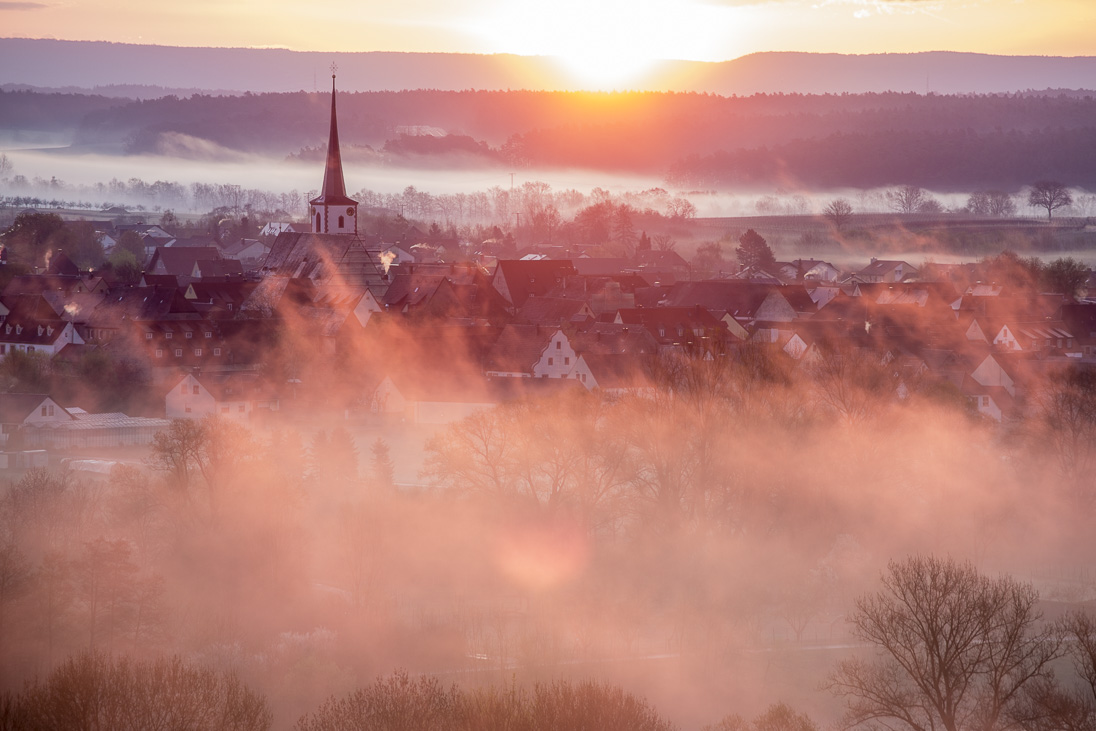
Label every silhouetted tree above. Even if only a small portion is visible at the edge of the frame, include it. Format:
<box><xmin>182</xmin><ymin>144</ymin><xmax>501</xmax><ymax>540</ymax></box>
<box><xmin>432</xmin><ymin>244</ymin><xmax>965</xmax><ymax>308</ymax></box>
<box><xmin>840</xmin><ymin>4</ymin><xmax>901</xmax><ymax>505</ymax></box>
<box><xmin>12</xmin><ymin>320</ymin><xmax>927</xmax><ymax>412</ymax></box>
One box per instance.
<box><xmin>692</xmin><ymin>242</ymin><xmax>725</xmax><ymax>275</ymax></box>
<box><xmin>1042</xmin><ymin>257</ymin><xmax>1089</xmax><ymax>299</ymax></box>
<box><xmin>1029</xmin><ymin>180</ymin><xmax>1073</xmax><ymax>221</ymax></box>
<box><xmin>967</xmin><ymin>190</ymin><xmax>1017</xmax><ymax>217</ymax></box>
<box><xmin>822</xmin><ymin>198</ymin><xmax>853</xmax><ymax>229</ymax></box>
<box><xmin>735</xmin><ymin>229</ymin><xmax>775</xmax><ymax>271</ymax></box>
<box><xmin>829</xmin><ymin>556</ymin><xmax>1061</xmax><ymax>731</ymax></box>
<box><xmin>885</xmin><ymin>185</ymin><xmax>928</xmax><ymax>214</ymax></box>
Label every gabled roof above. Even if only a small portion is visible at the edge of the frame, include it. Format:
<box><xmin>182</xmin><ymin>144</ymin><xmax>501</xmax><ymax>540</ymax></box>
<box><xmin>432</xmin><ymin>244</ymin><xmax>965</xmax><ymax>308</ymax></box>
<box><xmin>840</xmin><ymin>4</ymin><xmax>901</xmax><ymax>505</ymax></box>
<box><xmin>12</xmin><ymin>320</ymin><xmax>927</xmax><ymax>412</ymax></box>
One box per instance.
<box><xmin>0</xmin><ymin>393</ymin><xmax>69</xmax><ymax>423</ymax></box>
<box><xmin>492</xmin><ymin>259</ymin><xmax>578</xmax><ymax>308</ymax></box>
<box><xmin>147</xmin><ymin>247</ymin><xmax>223</xmax><ymax>277</ymax></box>
<box><xmin>87</xmin><ymin>286</ymin><xmax>199</xmax><ymax>326</ymax></box>
<box><xmin>578</xmin><ymin>353</ymin><xmax>653</xmax><ymax>390</ymax></box>
<box><xmin>193</xmin><ymin>259</ymin><xmax>244</xmax><ymax>279</ymax></box>
<box><xmin>483</xmin><ymin>324</ymin><xmax>555</xmax><ymax>373</ymax></box>
<box><xmin>654</xmin><ymin>280</ymin><xmax>808</xmax><ymax>319</ymax></box>
<box><xmin>261</xmin><ymin>232</ymin><xmax>387</xmax><ymax>290</ymax></box>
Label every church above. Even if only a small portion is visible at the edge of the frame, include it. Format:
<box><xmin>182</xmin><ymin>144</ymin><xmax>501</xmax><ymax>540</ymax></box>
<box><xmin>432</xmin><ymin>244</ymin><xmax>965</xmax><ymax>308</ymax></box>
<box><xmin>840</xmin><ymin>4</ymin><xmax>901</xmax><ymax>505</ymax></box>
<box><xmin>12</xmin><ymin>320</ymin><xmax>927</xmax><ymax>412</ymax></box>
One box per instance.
<box><xmin>260</xmin><ymin>73</ymin><xmax>388</xmax><ymax>296</ymax></box>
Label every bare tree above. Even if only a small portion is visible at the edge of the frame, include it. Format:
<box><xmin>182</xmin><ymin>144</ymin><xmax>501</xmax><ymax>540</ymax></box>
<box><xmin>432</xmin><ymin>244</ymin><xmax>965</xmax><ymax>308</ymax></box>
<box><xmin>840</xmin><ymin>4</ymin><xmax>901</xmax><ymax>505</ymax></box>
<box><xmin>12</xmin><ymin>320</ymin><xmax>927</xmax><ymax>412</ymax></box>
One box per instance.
<box><xmin>828</xmin><ymin>556</ymin><xmax>1061</xmax><ymax>731</ymax></box>
<box><xmin>885</xmin><ymin>185</ymin><xmax>927</xmax><ymax>214</ymax></box>
<box><xmin>967</xmin><ymin>190</ymin><xmax>1017</xmax><ymax>217</ymax></box>
<box><xmin>1028</xmin><ymin>180</ymin><xmax>1073</xmax><ymax>221</ymax></box>
<box><xmin>822</xmin><ymin>198</ymin><xmax>853</xmax><ymax>230</ymax></box>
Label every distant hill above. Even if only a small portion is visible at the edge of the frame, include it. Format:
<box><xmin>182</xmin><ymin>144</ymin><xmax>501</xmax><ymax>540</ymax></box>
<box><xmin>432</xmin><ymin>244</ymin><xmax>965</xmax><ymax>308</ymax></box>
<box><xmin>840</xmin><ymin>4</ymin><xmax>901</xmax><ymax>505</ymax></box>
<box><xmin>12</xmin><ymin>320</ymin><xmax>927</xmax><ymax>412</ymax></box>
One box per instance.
<box><xmin>3</xmin><ymin>38</ymin><xmax>1096</xmax><ymax>96</ymax></box>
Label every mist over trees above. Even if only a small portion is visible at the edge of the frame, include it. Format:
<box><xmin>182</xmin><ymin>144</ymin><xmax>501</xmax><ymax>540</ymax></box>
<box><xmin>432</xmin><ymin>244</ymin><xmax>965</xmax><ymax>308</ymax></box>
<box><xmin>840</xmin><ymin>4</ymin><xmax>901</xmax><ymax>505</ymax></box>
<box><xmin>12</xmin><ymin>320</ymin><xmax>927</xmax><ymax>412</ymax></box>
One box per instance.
<box><xmin>7</xmin><ymin>88</ymin><xmax>1096</xmax><ymax>188</ymax></box>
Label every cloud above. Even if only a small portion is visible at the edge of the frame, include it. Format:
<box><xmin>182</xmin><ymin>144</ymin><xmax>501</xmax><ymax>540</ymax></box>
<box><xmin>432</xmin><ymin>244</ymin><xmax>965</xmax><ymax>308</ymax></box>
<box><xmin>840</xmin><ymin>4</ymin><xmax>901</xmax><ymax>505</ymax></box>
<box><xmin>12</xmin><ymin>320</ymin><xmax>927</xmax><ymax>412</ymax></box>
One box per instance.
<box><xmin>813</xmin><ymin>0</ymin><xmax>947</xmax><ymax>15</ymax></box>
<box><xmin>0</xmin><ymin>1</ymin><xmax>49</xmax><ymax>8</ymax></box>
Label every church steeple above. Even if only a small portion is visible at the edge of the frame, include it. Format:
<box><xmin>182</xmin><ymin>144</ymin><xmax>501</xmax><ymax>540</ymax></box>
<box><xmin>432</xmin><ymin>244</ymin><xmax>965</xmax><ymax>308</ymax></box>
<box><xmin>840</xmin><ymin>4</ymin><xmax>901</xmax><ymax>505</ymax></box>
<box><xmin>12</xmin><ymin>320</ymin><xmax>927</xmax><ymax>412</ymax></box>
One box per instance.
<box><xmin>309</xmin><ymin>69</ymin><xmax>358</xmax><ymax>235</ymax></box>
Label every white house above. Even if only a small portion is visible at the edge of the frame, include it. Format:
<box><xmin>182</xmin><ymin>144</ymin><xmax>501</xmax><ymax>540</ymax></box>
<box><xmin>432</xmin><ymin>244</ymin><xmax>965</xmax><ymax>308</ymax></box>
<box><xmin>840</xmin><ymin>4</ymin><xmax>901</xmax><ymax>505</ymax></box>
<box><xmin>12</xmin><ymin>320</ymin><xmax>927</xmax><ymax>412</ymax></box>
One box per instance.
<box><xmin>165</xmin><ymin>373</ymin><xmax>278</xmax><ymax>421</ymax></box>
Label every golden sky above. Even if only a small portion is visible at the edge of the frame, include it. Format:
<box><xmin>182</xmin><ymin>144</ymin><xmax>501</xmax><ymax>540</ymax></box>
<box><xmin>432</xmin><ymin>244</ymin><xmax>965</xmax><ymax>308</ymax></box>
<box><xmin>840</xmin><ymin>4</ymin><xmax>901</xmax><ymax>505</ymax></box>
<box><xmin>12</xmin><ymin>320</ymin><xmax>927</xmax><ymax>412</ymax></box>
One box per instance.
<box><xmin>4</xmin><ymin>0</ymin><xmax>1096</xmax><ymax>86</ymax></box>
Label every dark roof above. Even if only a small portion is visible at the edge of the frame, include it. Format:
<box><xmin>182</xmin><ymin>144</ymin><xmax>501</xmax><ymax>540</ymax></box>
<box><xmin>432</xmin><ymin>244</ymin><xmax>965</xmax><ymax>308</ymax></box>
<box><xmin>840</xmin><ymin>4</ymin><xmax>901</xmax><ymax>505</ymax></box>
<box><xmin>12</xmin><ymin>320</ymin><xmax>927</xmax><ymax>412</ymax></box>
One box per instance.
<box><xmin>261</xmin><ymin>232</ymin><xmax>387</xmax><ymax>291</ymax></box>
<box><xmin>87</xmin><ymin>286</ymin><xmax>199</xmax><ymax>326</ymax></box>
<box><xmin>194</xmin><ymin>259</ymin><xmax>244</xmax><ymax>278</ymax></box>
<box><xmin>653</xmin><ymin>280</ymin><xmax>798</xmax><ymax>319</ymax></box>
<box><xmin>492</xmin><ymin>259</ymin><xmax>578</xmax><ymax>308</ymax></box>
<box><xmin>147</xmin><ymin>247</ymin><xmax>223</xmax><ymax>277</ymax></box>
<box><xmin>517</xmin><ymin>297</ymin><xmax>591</xmax><ymax>326</ymax></box>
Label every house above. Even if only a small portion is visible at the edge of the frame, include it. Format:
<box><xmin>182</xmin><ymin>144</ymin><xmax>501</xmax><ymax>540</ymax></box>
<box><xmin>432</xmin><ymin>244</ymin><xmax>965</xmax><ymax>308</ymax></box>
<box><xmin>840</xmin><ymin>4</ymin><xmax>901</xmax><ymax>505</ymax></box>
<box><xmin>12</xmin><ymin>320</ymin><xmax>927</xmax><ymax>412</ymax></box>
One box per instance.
<box><xmin>851</xmin><ymin>259</ymin><xmax>919</xmax><ymax>284</ymax></box>
<box><xmin>146</xmin><ymin>246</ymin><xmax>225</xmax><ymax>280</ymax></box>
<box><xmin>0</xmin><ymin>295</ymin><xmax>85</xmax><ymax>357</ymax></box>
<box><xmin>165</xmin><ymin>373</ymin><xmax>279</xmax><ymax>421</ymax></box>
<box><xmin>220</xmin><ymin>238</ymin><xmax>272</xmax><ymax>270</ymax></box>
<box><xmin>614</xmin><ymin>306</ymin><xmax>737</xmax><ymax>356</ymax></box>
<box><xmin>568</xmin><ymin>353</ymin><xmax>655</xmax><ymax>396</ymax></box>
<box><xmin>491</xmin><ymin>259</ymin><xmax>578</xmax><ymax>309</ymax></box>
<box><xmin>0</xmin><ymin>393</ymin><xmax>72</xmax><ymax>447</ymax></box>
<box><xmin>777</xmin><ymin>259</ymin><xmax>841</xmax><ymax>283</ymax></box>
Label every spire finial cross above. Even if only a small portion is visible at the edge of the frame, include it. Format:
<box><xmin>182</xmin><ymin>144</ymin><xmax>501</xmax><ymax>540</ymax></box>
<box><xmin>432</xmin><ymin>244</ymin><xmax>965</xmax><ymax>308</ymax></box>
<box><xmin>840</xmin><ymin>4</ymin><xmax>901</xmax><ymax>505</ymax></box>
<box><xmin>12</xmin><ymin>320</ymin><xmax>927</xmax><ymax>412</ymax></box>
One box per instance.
<box><xmin>330</xmin><ymin>62</ymin><xmax>338</xmax><ymax>79</ymax></box>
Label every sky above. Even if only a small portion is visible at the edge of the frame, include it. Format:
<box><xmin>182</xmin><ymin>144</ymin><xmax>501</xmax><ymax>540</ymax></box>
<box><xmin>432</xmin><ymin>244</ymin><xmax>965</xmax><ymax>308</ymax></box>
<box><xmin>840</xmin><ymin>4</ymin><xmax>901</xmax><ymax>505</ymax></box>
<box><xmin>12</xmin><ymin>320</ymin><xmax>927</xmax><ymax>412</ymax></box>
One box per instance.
<box><xmin>3</xmin><ymin>0</ymin><xmax>1096</xmax><ymax>87</ymax></box>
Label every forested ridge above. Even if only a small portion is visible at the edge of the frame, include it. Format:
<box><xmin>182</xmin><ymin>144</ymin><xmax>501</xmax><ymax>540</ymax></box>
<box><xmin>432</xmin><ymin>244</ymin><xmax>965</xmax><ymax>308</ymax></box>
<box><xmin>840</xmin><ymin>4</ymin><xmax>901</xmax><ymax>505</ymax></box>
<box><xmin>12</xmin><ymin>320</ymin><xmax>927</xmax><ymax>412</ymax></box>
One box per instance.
<box><xmin>5</xmin><ymin>88</ymin><xmax>1096</xmax><ymax>188</ymax></box>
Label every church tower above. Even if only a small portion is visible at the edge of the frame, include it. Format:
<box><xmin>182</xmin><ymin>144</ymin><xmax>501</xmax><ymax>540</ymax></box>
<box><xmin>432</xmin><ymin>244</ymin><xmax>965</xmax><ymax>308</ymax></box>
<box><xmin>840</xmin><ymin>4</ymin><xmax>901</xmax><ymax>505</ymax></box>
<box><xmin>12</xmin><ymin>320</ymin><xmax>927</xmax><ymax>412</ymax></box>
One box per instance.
<box><xmin>309</xmin><ymin>73</ymin><xmax>358</xmax><ymax>235</ymax></box>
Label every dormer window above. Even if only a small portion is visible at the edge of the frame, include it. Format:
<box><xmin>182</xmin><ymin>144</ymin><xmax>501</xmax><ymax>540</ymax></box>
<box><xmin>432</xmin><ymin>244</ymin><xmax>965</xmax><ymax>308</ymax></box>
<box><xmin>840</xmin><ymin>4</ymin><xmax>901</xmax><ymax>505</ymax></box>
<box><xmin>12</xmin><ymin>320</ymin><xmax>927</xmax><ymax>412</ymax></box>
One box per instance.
<box><xmin>46</xmin><ymin>327</ymin><xmax>53</xmax><ymax>337</ymax></box>
<box><xmin>185</xmin><ymin>331</ymin><xmax>193</xmax><ymax>339</ymax></box>
<box><xmin>165</xmin><ymin>332</ymin><xmax>172</xmax><ymax>339</ymax></box>
<box><xmin>37</xmin><ymin>326</ymin><xmax>43</xmax><ymax>336</ymax></box>
<box><xmin>15</xmin><ymin>325</ymin><xmax>21</xmax><ymax>335</ymax></box>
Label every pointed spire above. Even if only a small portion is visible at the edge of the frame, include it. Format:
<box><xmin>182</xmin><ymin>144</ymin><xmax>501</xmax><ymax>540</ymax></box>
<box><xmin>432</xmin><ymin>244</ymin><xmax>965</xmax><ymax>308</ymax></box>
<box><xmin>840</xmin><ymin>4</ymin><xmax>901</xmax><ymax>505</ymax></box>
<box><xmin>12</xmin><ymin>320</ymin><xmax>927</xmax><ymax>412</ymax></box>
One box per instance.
<box><xmin>320</xmin><ymin>73</ymin><xmax>348</xmax><ymax>201</ymax></box>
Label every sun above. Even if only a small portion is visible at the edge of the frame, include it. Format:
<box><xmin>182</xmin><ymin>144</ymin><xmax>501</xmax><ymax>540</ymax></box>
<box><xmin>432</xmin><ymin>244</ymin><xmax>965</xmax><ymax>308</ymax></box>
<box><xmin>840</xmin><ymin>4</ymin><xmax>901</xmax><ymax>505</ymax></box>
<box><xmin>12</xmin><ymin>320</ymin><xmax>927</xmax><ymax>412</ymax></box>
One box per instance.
<box><xmin>473</xmin><ymin>0</ymin><xmax>730</xmax><ymax>90</ymax></box>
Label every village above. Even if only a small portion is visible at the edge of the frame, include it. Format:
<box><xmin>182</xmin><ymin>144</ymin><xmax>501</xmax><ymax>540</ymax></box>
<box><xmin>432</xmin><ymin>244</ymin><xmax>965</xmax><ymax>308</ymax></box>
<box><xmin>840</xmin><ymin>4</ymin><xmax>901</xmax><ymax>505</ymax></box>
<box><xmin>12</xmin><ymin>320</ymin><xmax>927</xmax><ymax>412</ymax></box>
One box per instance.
<box><xmin>0</xmin><ymin>79</ymin><xmax>1094</xmax><ymax>469</ymax></box>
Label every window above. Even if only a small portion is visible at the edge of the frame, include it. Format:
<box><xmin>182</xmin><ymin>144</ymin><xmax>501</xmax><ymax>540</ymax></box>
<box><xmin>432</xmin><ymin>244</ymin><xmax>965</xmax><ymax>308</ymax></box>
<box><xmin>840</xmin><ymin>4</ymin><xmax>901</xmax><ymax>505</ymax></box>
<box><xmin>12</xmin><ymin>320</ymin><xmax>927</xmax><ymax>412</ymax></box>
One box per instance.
<box><xmin>556</xmin><ymin>341</ymin><xmax>561</xmax><ymax>349</ymax></box>
<box><xmin>184</xmin><ymin>405</ymin><xmax>191</xmax><ymax>413</ymax></box>
<box><xmin>315</xmin><ymin>212</ymin><xmax>321</xmax><ymax>230</ymax></box>
<box><xmin>194</xmin><ymin>349</ymin><xmax>202</xmax><ymax>356</ymax></box>
<box><xmin>221</xmin><ymin>406</ymin><xmax>229</xmax><ymax>414</ymax></box>
<box><xmin>548</xmin><ymin>357</ymin><xmax>554</xmax><ymax>365</ymax></box>
<box><xmin>213</xmin><ymin>348</ymin><xmax>221</xmax><ymax>356</ymax></box>
<box><xmin>145</xmin><ymin>332</ymin><xmax>153</xmax><ymax>340</ymax></box>
<box><xmin>205</xmin><ymin>331</ymin><xmax>212</xmax><ymax>338</ymax></box>
<box><xmin>564</xmin><ymin>357</ymin><xmax>570</xmax><ymax>365</ymax></box>
<box><xmin>338</xmin><ymin>215</ymin><xmax>345</xmax><ymax>228</ymax></box>
<box><xmin>156</xmin><ymin>349</ymin><xmax>163</xmax><ymax>358</ymax></box>
<box><xmin>48</xmin><ymin>405</ymin><xmax>53</xmax><ymax>416</ymax></box>
<box><xmin>174</xmin><ymin>349</ymin><xmax>182</xmax><ymax>357</ymax></box>
<box><xmin>192</xmin><ymin>385</ymin><xmax>199</xmax><ymax>395</ymax></box>
<box><xmin>165</xmin><ymin>332</ymin><xmax>172</xmax><ymax>339</ymax></box>
<box><xmin>982</xmin><ymin>396</ymin><xmax>990</xmax><ymax>407</ymax></box>
<box><xmin>27</xmin><ymin>347</ymin><xmax>33</xmax><ymax>353</ymax></box>
<box><xmin>41</xmin><ymin>406</ymin><xmax>47</xmax><ymax>416</ymax></box>
<box><xmin>0</xmin><ymin>345</ymin><xmax>5</xmax><ymax>355</ymax></box>
<box><xmin>185</xmin><ymin>331</ymin><xmax>193</xmax><ymax>339</ymax></box>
